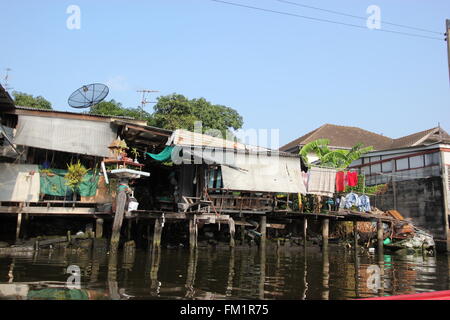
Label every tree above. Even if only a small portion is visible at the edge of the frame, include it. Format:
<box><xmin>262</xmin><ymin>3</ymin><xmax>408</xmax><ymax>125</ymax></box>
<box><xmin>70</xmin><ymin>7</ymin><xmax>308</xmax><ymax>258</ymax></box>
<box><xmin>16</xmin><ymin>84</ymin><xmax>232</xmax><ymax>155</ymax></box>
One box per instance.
<box><xmin>89</xmin><ymin>94</ymin><xmax>244</xmax><ymax>138</ymax></box>
<box><xmin>12</xmin><ymin>91</ymin><xmax>52</xmax><ymax>110</ymax></box>
<box><xmin>89</xmin><ymin>99</ymin><xmax>150</xmax><ymax>120</ymax></box>
<box><xmin>150</xmin><ymin>94</ymin><xmax>244</xmax><ymax>137</ymax></box>
<box><xmin>299</xmin><ymin>139</ymin><xmax>373</xmax><ymax>169</ymax></box>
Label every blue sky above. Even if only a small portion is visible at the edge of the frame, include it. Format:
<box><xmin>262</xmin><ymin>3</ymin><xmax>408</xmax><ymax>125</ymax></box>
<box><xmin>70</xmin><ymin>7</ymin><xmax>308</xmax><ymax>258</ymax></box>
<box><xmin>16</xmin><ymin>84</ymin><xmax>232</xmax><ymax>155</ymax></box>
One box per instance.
<box><xmin>1</xmin><ymin>0</ymin><xmax>449</xmax><ymax>147</ymax></box>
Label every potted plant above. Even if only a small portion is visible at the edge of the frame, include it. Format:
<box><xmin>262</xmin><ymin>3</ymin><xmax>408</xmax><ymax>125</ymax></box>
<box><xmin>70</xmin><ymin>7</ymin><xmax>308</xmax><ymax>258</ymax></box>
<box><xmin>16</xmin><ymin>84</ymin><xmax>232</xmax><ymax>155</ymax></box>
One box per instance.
<box><xmin>131</xmin><ymin>148</ymin><xmax>140</xmax><ymax>163</ymax></box>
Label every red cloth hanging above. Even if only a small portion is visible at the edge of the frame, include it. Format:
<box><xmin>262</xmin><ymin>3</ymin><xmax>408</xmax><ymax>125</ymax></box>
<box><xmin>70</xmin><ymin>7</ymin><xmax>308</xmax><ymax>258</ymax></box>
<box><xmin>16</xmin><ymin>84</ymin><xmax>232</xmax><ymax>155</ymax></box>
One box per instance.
<box><xmin>335</xmin><ymin>171</ymin><xmax>346</xmax><ymax>192</ymax></box>
<box><xmin>347</xmin><ymin>171</ymin><xmax>358</xmax><ymax>187</ymax></box>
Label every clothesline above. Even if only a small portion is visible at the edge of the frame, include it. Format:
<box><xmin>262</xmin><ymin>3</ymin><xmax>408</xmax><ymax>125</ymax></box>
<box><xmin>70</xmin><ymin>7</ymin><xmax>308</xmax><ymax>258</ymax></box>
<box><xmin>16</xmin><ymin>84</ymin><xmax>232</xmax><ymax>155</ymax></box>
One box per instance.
<box><xmin>309</xmin><ymin>164</ymin><xmax>358</xmax><ymax>172</ymax></box>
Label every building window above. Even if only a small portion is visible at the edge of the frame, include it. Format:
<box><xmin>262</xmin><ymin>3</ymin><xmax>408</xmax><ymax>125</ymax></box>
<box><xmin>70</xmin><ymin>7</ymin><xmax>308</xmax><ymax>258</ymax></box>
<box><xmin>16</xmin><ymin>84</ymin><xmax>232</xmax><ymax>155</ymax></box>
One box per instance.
<box><xmin>396</xmin><ymin>158</ymin><xmax>409</xmax><ymax>171</ymax></box>
<box><xmin>410</xmin><ymin>155</ymin><xmax>424</xmax><ymax>169</ymax></box>
<box><xmin>382</xmin><ymin>160</ymin><xmax>392</xmax><ymax>172</ymax></box>
<box><xmin>425</xmin><ymin>153</ymin><xmax>439</xmax><ymax>166</ymax></box>
<box><xmin>362</xmin><ymin>166</ymin><xmax>370</xmax><ymax>175</ymax></box>
<box><xmin>371</xmin><ymin>163</ymin><xmax>381</xmax><ymax>174</ymax></box>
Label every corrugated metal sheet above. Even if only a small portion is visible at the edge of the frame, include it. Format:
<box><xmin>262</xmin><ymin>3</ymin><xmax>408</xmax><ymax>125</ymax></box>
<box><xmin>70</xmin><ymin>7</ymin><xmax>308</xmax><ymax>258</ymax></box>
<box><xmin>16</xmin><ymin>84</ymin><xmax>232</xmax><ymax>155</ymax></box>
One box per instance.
<box><xmin>13</xmin><ymin>115</ymin><xmax>117</xmax><ymax>157</ymax></box>
<box><xmin>0</xmin><ymin>163</ymin><xmax>40</xmax><ymax>202</ymax></box>
<box><xmin>168</xmin><ymin>129</ymin><xmax>270</xmax><ymax>152</ymax></box>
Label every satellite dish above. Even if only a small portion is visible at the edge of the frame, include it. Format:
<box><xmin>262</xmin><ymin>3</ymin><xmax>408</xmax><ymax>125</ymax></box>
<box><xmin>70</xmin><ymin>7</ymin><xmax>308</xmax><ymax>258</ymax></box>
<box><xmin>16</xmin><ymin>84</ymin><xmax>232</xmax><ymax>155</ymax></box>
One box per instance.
<box><xmin>68</xmin><ymin>83</ymin><xmax>109</xmax><ymax>109</ymax></box>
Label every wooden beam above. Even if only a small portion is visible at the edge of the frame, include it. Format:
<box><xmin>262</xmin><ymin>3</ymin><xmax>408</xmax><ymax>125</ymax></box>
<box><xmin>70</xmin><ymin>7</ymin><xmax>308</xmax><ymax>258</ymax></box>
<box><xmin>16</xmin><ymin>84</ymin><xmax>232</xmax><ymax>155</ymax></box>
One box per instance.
<box><xmin>0</xmin><ymin>206</ymin><xmax>108</xmax><ymax>215</ymax></box>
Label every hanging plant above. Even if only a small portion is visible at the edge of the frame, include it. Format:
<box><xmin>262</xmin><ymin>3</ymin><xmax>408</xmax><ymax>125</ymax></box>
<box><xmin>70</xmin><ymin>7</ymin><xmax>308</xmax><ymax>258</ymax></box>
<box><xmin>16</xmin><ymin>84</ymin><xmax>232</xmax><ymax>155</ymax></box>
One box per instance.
<box><xmin>64</xmin><ymin>160</ymin><xmax>88</xmax><ymax>192</ymax></box>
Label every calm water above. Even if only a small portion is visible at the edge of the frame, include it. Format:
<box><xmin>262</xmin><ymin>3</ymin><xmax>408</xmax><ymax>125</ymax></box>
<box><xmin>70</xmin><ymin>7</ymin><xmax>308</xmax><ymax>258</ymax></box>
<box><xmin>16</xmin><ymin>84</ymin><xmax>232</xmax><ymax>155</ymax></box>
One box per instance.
<box><xmin>0</xmin><ymin>246</ymin><xmax>449</xmax><ymax>300</ymax></box>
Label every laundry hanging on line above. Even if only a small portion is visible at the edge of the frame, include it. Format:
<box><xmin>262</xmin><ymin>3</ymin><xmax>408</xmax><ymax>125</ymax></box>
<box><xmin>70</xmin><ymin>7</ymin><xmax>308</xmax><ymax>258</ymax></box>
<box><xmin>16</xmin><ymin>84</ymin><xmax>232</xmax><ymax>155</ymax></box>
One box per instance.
<box><xmin>335</xmin><ymin>170</ymin><xmax>359</xmax><ymax>192</ymax></box>
<box><xmin>304</xmin><ymin>166</ymin><xmax>336</xmax><ymax>198</ymax></box>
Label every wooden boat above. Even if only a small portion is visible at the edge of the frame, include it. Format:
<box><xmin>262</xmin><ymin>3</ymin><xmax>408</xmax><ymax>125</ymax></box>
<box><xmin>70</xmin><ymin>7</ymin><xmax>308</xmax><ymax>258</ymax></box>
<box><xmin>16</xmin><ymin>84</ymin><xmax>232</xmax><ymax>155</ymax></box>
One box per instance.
<box><xmin>361</xmin><ymin>290</ymin><xmax>450</xmax><ymax>300</ymax></box>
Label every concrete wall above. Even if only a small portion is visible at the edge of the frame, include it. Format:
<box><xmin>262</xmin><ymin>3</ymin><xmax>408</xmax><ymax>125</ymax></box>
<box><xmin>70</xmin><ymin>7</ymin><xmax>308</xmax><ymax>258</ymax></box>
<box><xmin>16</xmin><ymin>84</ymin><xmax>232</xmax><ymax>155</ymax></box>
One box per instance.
<box><xmin>370</xmin><ymin>176</ymin><xmax>447</xmax><ymax>249</ymax></box>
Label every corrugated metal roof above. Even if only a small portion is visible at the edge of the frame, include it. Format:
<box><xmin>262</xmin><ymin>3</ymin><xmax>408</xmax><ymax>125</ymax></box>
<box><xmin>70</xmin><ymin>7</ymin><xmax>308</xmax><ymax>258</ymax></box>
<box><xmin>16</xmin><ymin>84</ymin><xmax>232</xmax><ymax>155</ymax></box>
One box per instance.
<box><xmin>15</xmin><ymin>105</ymin><xmax>142</xmax><ymax>121</ymax></box>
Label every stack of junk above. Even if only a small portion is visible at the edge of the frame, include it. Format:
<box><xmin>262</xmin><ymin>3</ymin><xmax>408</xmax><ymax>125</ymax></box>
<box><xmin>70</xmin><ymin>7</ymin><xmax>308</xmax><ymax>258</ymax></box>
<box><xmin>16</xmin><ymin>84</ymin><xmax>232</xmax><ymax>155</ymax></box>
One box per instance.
<box><xmin>344</xmin><ymin>209</ymin><xmax>435</xmax><ymax>255</ymax></box>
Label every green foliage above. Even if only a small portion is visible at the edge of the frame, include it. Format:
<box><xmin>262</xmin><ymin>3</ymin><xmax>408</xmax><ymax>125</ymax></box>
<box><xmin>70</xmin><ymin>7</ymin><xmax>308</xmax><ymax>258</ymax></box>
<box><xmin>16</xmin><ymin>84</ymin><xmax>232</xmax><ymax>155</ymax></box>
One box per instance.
<box><xmin>89</xmin><ymin>99</ymin><xmax>150</xmax><ymax>120</ymax></box>
<box><xmin>345</xmin><ymin>174</ymin><xmax>387</xmax><ymax>195</ymax></box>
<box><xmin>300</xmin><ymin>139</ymin><xmax>374</xmax><ymax>169</ymax></box>
<box><xmin>64</xmin><ymin>161</ymin><xmax>88</xmax><ymax>191</ymax></box>
<box><xmin>88</xmin><ymin>94</ymin><xmax>244</xmax><ymax>139</ymax></box>
<box><xmin>12</xmin><ymin>91</ymin><xmax>52</xmax><ymax>110</ymax></box>
<box><xmin>151</xmin><ymin>94</ymin><xmax>244</xmax><ymax>138</ymax></box>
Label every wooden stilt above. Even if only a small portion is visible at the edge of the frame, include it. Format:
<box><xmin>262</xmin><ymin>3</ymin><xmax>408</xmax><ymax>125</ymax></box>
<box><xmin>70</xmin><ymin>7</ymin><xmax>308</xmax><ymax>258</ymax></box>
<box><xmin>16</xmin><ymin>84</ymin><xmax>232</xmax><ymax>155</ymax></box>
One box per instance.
<box><xmin>377</xmin><ymin>219</ymin><xmax>384</xmax><ymax>254</ymax></box>
<box><xmin>152</xmin><ymin>218</ymin><xmax>163</xmax><ymax>251</ymax></box>
<box><xmin>110</xmin><ymin>190</ymin><xmax>127</xmax><ymax>252</ymax></box>
<box><xmin>303</xmin><ymin>218</ymin><xmax>308</xmax><ymax>246</ymax></box>
<box><xmin>353</xmin><ymin>221</ymin><xmax>358</xmax><ymax>253</ymax></box>
<box><xmin>322</xmin><ymin>218</ymin><xmax>329</xmax><ymax>249</ymax></box>
<box><xmin>260</xmin><ymin>215</ymin><xmax>267</xmax><ymax>250</ymax></box>
<box><xmin>127</xmin><ymin>219</ymin><xmax>132</xmax><ymax>241</ymax></box>
<box><xmin>189</xmin><ymin>215</ymin><xmax>197</xmax><ymax>250</ymax></box>
<box><xmin>15</xmin><ymin>213</ymin><xmax>22</xmax><ymax>242</ymax></box>
<box><xmin>96</xmin><ymin>218</ymin><xmax>104</xmax><ymax>239</ymax></box>
<box><xmin>22</xmin><ymin>214</ymin><xmax>29</xmax><ymax>240</ymax></box>
<box><xmin>229</xmin><ymin>218</ymin><xmax>235</xmax><ymax>248</ymax></box>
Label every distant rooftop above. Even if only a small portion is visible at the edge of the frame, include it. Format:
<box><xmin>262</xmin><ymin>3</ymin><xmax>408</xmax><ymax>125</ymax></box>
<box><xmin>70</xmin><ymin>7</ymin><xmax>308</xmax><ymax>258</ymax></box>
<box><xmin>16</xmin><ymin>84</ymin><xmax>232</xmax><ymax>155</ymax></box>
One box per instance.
<box><xmin>280</xmin><ymin>123</ymin><xmax>450</xmax><ymax>153</ymax></box>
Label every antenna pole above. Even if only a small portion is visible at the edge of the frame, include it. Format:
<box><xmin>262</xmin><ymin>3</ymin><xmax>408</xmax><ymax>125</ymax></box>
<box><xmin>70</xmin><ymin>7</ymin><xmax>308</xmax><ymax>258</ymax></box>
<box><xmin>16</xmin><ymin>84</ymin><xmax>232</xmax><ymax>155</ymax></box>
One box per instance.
<box><xmin>446</xmin><ymin>19</ymin><xmax>450</xmax><ymax>85</ymax></box>
<box><xmin>3</xmin><ymin>68</ymin><xmax>13</xmax><ymax>92</ymax></box>
<box><xmin>136</xmin><ymin>89</ymin><xmax>159</xmax><ymax>116</ymax></box>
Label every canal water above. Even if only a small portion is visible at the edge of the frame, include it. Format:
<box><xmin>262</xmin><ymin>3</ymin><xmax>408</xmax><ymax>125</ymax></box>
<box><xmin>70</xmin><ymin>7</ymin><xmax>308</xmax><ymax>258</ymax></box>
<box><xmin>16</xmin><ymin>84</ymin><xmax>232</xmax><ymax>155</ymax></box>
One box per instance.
<box><xmin>0</xmin><ymin>246</ymin><xmax>448</xmax><ymax>300</ymax></box>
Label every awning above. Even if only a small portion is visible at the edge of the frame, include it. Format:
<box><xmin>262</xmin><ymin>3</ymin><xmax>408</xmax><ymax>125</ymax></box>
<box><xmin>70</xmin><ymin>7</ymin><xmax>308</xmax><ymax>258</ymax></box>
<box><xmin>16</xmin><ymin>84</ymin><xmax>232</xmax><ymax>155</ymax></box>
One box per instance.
<box><xmin>220</xmin><ymin>154</ymin><xmax>307</xmax><ymax>193</ymax></box>
<box><xmin>13</xmin><ymin>115</ymin><xmax>117</xmax><ymax>157</ymax></box>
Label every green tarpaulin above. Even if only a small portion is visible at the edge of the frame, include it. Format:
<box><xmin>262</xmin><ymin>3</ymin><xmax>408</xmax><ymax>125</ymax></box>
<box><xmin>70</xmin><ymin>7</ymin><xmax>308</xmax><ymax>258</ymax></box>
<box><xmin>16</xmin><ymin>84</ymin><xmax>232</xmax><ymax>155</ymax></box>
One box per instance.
<box><xmin>40</xmin><ymin>168</ymin><xmax>100</xmax><ymax>197</ymax></box>
<box><xmin>146</xmin><ymin>146</ymin><xmax>174</xmax><ymax>162</ymax></box>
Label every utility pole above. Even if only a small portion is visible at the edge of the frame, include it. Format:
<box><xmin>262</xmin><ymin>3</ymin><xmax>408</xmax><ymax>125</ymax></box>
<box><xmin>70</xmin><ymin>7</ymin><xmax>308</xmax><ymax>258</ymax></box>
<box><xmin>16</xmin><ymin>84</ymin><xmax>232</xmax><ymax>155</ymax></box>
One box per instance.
<box><xmin>446</xmin><ymin>19</ymin><xmax>450</xmax><ymax>84</ymax></box>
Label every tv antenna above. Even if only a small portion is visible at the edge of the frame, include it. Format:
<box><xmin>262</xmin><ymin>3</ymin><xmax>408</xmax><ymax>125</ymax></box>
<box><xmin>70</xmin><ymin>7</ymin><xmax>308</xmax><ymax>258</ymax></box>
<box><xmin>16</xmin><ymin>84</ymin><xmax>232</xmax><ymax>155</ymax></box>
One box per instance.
<box><xmin>68</xmin><ymin>83</ymin><xmax>109</xmax><ymax>109</ymax></box>
<box><xmin>2</xmin><ymin>68</ymin><xmax>13</xmax><ymax>91</ymax></box>
<box><xmin>137</xmin><ymin>89</ymin><xmax>159</xmax><ymax>112</ymax></box>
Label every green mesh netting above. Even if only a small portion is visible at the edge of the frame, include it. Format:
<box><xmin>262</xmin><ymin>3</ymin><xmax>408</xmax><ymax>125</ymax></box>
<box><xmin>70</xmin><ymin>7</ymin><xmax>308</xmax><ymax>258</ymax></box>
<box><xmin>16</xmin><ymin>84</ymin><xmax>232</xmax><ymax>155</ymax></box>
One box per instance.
<box><xmin>39</xmin><ymin>168</ymin><xmax>100</xmax><ymax>197</ymax></box>
<box><xmin>146</xmin><ymin>146</ymin><xmax>174</xmax><ymax>162</ymax></box>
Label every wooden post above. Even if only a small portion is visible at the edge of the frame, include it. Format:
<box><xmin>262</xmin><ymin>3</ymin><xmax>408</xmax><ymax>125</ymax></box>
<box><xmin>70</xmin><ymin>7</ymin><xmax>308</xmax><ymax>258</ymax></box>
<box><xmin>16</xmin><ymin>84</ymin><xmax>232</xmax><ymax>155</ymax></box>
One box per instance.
<box><xmin>229</xmin><ymin>218</ymin><xmax>236</xmax><ymax>248</ymax></box>
<box><xmin>96</xmin><ymin>218</ymin><xmax>104</xmax><ymax>239</ymax></box>
<box><xmin>110</xmin><ymin>190</ymin><xmax>127</xmax><ymax>252</ymax></box>
<box><xmin>152</xmin><ymin>218</ymin><xmax>163</xmax><ymax>251</ymax></box>
<box><xmin>259</xmin><ymin>215</ymin><xmax>267</xmax><ymax>250</ymax></box>
<box><xmin>322</xmin><ymin>241</ymin><xmax>330</xmax><ymax>300</ymax></box>
<box><xmin>240</xmin><ymin>225</ymin><xmax>245</xmax><ymax>244</ymax></box>
<box><xmin>303</xmin><ymin>218</ymin><xmax>308</xmax><ymax>247</ymax></box>
<box><xmin>15</xmin><ymin>213</ymin><xmax>22</xmax><ymax>242</ymax></box>
<box><xmin>322</xmin><ymin>218</ymin><xmax>329</xmax><ymax>249</ymax></box>
<box><xmin>353</xmin><ymin>221</ymin><xmax>358</xmax><ymax>253</ymax></box>
<box><xmin>189</xmin><ymin>215</ymin><xmax>198</xmax><ymax>250</ymax></box>
<box><xmin>377</xmin><ymin>219</ymin><xmax>384</xmax><ymax>253</ymax></box>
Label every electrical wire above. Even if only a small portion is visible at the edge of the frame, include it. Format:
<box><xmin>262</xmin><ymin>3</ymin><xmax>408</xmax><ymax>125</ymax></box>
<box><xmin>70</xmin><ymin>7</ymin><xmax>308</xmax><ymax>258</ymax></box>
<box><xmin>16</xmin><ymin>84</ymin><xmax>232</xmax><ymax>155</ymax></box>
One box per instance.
<box><xmin>206</xmin><ymin>0</ymin><xmax>445</xmax><ymax>41</ymax></box>
<box><xmin>275</xmin><ymin>0</ymin><xmax>444</xmax><ymax>35</ymax></box>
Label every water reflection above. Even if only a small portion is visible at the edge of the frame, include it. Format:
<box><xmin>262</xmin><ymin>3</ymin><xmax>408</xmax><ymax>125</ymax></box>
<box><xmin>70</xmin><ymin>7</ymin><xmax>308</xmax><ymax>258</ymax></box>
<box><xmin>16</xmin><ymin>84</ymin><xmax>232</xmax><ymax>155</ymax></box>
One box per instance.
<box><xmin>0</xmin><ymin>245</ymin><xmax>449</xmax><ymax>300</ymax></box>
